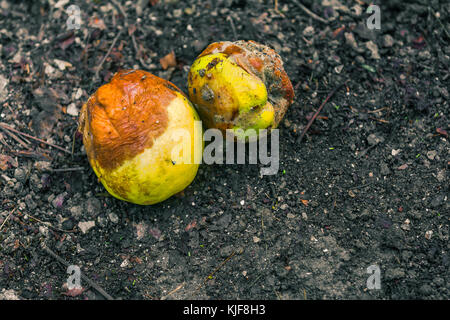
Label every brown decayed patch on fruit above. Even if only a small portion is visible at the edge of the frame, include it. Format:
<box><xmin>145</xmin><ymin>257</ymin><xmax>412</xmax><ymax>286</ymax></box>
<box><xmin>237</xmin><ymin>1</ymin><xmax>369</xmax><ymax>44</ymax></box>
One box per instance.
<box><xmin>78</xmin><ymin>69</ymin><xmax>183</xmax><ymax>172</ymax></box>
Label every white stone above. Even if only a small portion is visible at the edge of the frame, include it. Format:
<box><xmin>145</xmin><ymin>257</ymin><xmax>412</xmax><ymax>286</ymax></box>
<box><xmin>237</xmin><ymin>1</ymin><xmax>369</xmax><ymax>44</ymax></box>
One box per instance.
<box><xmin>54</xmin><ymin>0</ymin><xmax>70</xmax><ymax>9</ymax></box>
<box><xmin>67</xmin><ymin>103</ymin><xmax>79</xmax><ymax>116</ymax></box>
<box><xmin>120</xmin><ymin>259</ymin><xmax>129</xmax><ymax>268</ymax></box>
<box><xmin>0</xmin><ymin>74</ymin><xmax>8</xmax><ymax>103</ymax></box>
<box><xmin>0</xmin><ymin>289</ymin><xmax>19</xmax><ymax>300</ymax></box>
<box><xmin>53</xmin><ymin>59</ymin><xmax>72</xmax><ymax>71</ymax></box>
<box><xmin>78</xmin><ymin>221</ymin><xmax>95</xmax><ymax>234</ymax></box>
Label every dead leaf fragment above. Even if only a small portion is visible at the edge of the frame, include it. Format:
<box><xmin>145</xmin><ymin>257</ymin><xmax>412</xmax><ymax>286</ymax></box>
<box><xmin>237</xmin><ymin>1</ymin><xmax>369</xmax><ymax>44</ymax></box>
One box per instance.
<box><xmin>62</xmin><ymin>287</ymin><xmax>87</xmax><ymax>297</ymax></box>
<box><xmin>436</xmin><ymin>128</ymin><xmax>448</xmax><ymax>137</ymax></box>
<box><xmin>332</xmin><ymin>25</ymin><xmax>346</xmax><ymax>38</ymax></box>
<box><xmin>160</xmin><ymin>51</ymin><xmax>176</xmax><ymax>70</ymax></box>
<box><xmin>0</xmin><ymin>154</ymin><xmax>18</xmax><ymax>170</ymax></box>
<box><xmin>185</xmin><ymin>220</ymin><xmax>197</xmax><ymax>232</ymax></box>
<box><xmin>58</xmin><ymin>32</ymin><xmax>75</xmax><ymax>50</ymax></box>
<box><xmin>53</xmin><ymin>59</ymin><xmax>73</xmax><ymax>71</ymax></box>
<box><xmin>89</xmin><ymin>16</ymin><xmax>107</xmax><ymax>30</ymax></box>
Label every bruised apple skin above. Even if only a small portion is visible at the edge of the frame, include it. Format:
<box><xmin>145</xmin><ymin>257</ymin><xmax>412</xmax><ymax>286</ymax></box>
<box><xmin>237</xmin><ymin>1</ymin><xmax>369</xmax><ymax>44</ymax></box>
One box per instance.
<box><xmin>188</xmin><ymin>40</ymin><xmax>294</xmax><ymax>141</ymax></box>
<box><xmin>78</xmin><ymin>69</ymin><xmax>203</xmax><ymax>205</ymax></box>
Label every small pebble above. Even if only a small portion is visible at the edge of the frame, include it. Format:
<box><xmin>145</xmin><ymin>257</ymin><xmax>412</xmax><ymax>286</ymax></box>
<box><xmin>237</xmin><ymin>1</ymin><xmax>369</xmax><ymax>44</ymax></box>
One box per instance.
<box><xmin>67</xmin><ymin>103</ymin><xmax>79</xmax><ymax>116</ymax></box>
<box><xmin>302</xmin><ymin>26</ymin><xmax>314</xmax><ymax>37</ymax></box>
<box><xmin>382</xmin><ymin>34</ymin><xmax>395</xmax><ymax>48</ymax></box>
<box><xmin>365</xmin><ymin>41</ymin><xmax>380</xmax><ymax>60</ymax></box>
<box><xmin>108</xmin><ymin>212</ymin><xmax>119</xmax><ymax>224</ymax></box>
<box><xmin>426</xmin><ymin>150</ymin><xmax>437</xmax><ymax>160</ymax></box>
<box><xmin>78</xmin><ymin>221</ymin><xmax>95</xmax><ymax>234</ymax></box>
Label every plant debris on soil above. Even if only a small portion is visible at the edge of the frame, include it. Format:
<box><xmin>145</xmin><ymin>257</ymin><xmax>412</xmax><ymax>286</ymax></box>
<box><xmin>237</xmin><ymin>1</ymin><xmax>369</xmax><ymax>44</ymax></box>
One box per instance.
<box><xmin>0</xmin><ymin>0</ymin><xmax>449</xmax><ymax>300</ymax></box>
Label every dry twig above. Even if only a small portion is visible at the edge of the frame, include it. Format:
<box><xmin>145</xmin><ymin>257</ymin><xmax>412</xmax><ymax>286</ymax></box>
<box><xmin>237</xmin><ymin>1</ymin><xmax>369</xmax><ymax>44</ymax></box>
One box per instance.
<box><xmin>44</xmin><ymin>167</ymin><xmax>86</xmax><ymax>173</ymax></box>
<box><xmin>292</xmin><ymin>0</ymin><xmax>329</xmax><ymax>24</ymax></box>
<box><xmin>161</xmin><ymin>282</ymin><xmax>185</xmax><ymax>300</ymax></box>
<box><xmin>196</xmin><ymin>249</ymin><xmax>242</xmax><ymax>292</ymax></box>
<box><xmin>42</xmin><ymin>243</ymin><xmax>114</xmax><ymax>300</ymax></box>
<box><xmin>0</xmin><ymin>125</ymin><xmax>31</xmax><ymax>150</ymax></box>
<box><xmin>111</xmin><ymin>0</ymin><xmax>152</xmax><ymax>69</ymax></box>
<box><xmin>298</xmin><ymin>83</ymin><xmax>345</xmax><ymax>143</ymax></box>
<box><xmin>94</xmin><ymin>29</ymin><xmax>124</xmax><ymax>80</ymax></box>
<box><xmin>0</xmin><ymin>208</ymin><xmax>17</xmax><ymax>232</ymax></box>
<box><xmin>26</xmin><ymin>213</ymin><xmax>77</xmax><ymax>233</ymax></box>
<box><xmin>369</xmin><ymin>117</ymin><xmax>389</xmax><ymax>123</ymax></box>
<box><xmin>0</xmin><ymin>122</ymin><xmax>71</xmax><ymax>154</ymax></box>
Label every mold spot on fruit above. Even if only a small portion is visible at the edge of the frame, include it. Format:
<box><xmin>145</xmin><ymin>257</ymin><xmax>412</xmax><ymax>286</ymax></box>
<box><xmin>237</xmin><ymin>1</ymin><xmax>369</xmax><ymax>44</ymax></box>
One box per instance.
<box><xmin>201</xmin><ymin>84</ymin><xmax>215</xmax><ymax>102</ymax></box>
<box><xmin>206</xmin><ymin>57</ymin><xmax>221</xmax><ymax>70</ymax></box>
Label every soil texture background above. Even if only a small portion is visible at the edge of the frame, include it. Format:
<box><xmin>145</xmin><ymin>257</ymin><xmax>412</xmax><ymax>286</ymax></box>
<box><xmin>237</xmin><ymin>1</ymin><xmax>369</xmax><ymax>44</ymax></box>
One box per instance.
<box><xmin>0</xmin><ymin>0</ymin><xmax>449</xmax><ymax>300</ymax></box>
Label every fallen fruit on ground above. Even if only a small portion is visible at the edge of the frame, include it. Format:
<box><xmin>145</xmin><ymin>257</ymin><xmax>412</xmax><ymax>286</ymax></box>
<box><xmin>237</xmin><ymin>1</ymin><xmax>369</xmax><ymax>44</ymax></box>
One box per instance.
<box><xmin>78</xmin><ymin>69</ymin><xmax>203</xmax><ymax>205</ymax></box>
<box><xmin>188</xmin><ymin>40</ymin><xmax>294</xmax><ymax>141</ymax></box>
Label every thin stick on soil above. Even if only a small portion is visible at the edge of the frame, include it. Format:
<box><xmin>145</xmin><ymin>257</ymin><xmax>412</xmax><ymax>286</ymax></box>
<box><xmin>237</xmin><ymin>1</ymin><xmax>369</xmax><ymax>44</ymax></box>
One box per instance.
<box><xmin>71</xmin><ymin>129</ymin><xmax>77</xmax><ymax>158</ymax></box>
<box><xmin>196</xmin><ymin>249</ymin><xmax>241</xmax><ymax>292</ymax></box>
<box><xmin>292</xmin><ymin>0</ymin><xmax>329</xmax><ymax>24</ymax></box>
<box><xmin>0</xmin><ymin>133</ymin><xmax>11</xmax><ymax>150</ymax></box>
<box><xmin>347</xmin><ymin>182</ymin><xmax>372</xmax><ymax>191</ymax></box>
<box><xmin>111</xmin><ymin>0</ymin><xmax>127</xmax><ymax>21</ymax></box>
<box><xmin>161</xmin><ymin>282</ymin><xmax>185</xmax><ymax>300</ymax></box>
<box><xmin>298</xmin><ymin>83</ymin><xmax>345</xmax><ymax>143</ymax></box>
<box><xmin>369</xmin><ymin>117</ymin><xmax>389</xmax><ymax>123</ymax></box>
<box><xmin>111</xmin><ymin>0</ymin><xmax>152</xmax><ymax>69</ymax></box>
<box><xmin>9</xmin><ymin>150</ymin><xmax>51</xmax><ymax>160</ymax></box>
<box><xmin>41</xmin><ymin>243</ymin><xmax>114</xmax><ymax>300</ymax></box>
<box><xmin>0</xmin><ymin>122</ymin><xmax>71</xmax><ymax>154</ymax></box>
<box><xmin>366</xmin><ymin>107</ymin><xmax>388</xmax><ymax>114</ymax></box>
<box><xmin>0</xmin><ymin>125</ymin><xmax>31</xmax><ymax>150</ymax></box>
<box><xmin>94</xmin><ymin>29</ymin><xmax>123</xmax><ymax>80</ymax></box>
<box><xmin>0</xmin><ymin>208</ymin><xmax>17</xmax><ymax>232</ymax></box>
<box><xmin>227</xmin><ymin>16</ymin><xmax>238</xmax><ymax>40</ymax></box>
<box><xmin>26</xmin><ymin>213</ymin><xmax>77</xmax><ymax>233</ymax></box>
<box><xmin>44</xmin><ymin>167</ymin><xmax>86</xmax><ymax>173</ymax></box>
<box><xmin>131</xmin><ymin>34</ymin><xmax>152</xmax><ymax>69</ymax></box>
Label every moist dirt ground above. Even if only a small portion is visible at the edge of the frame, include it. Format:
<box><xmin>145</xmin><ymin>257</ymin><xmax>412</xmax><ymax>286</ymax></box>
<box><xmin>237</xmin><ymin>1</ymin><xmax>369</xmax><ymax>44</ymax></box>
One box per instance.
<box><xmin>0</xmin><ymin>0</ymin><xmax>448</xmax><ymax>300</ymax></box>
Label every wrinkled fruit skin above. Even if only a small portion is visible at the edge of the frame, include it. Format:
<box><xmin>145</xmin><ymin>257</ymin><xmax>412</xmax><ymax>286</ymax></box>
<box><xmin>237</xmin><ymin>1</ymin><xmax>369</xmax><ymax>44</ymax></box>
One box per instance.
<box><xmin>78</xmin><ymin>69</ymin><xmax>203</xmax><ymax>205</ymax></box>
<box><xmin>188</xmin><ymin>40</ymin><xmax>294</xmax><ymax>141</ymax></box>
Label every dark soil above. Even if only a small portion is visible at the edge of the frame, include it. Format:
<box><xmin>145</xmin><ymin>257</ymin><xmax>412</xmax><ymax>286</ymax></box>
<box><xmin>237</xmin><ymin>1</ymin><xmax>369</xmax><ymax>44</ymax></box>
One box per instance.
<box><xmin>0</xmin><ymin>0</ymin><xmax>448</xmax><ymax>300</ymax></box>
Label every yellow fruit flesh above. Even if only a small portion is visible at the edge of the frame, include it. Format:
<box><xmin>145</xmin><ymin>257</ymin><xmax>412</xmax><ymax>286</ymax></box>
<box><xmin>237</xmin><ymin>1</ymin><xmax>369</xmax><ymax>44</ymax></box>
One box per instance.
<box><xmin>188</xmin><ymin>53</ymin><xmax>275</xmax><ymax>136</ymax></box>
<box><xmin>232</xmin><ymin>101</ymin><xmax>275</xmax><ymax>140</ymax></box>
<box><xmin>89</xmin><ymin>93</ymin><xmax>203</xmax><ymax>205</ymax></box>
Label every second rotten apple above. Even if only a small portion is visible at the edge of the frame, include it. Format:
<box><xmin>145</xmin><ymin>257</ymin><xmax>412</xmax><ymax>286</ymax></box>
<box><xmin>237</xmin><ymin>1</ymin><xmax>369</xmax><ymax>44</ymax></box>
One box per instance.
<box><xmin>188</xmin><ymin>40</ymin><xmax>294</xmax><ymax>141</ymax></box>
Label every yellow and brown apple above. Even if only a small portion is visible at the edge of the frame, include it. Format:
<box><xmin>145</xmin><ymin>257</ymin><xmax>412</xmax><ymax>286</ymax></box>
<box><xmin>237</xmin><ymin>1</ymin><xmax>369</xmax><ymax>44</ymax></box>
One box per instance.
<box><xmin>78</xmin><ymin>69</ymin><xmax>203</xmax><ymax>205</ymax></box>
<box><xmin>188</xmin><ymin>40</ymin><xmax>294</xmax><ymax>141</ymax></box>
